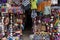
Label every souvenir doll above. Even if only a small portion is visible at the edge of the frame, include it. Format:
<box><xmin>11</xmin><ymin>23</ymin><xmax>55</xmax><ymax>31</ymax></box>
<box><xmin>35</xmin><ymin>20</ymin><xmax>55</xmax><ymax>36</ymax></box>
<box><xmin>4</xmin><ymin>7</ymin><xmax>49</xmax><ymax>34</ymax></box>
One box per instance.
<box><xmin>4</xmin><ymin>17</ymin><xmax>9</xmax><ymax>26</ymax></box>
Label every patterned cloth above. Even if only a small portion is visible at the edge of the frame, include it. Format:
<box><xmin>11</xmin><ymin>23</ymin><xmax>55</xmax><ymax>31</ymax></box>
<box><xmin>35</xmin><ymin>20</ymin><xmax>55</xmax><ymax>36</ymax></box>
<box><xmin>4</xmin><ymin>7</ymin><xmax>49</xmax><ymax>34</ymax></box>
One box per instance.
<box><xmin>12</xmin><ymin>0</ymin><xmax>20</xmax><ymax>5</ymax></box>
<box><xmin>22</xmin><ymin>0</ymin><xmax>30</xmax><ymax>6</ymax></box>
<box><xmin>31</xmin><ymin>10</ymin><xmax>37</xmax><ymax>18</ymax></box>
<box><xmin>31</xmin><ymin>0</ymin><xmax>37</xmax><ymax>9</ymax></box>
<box><xmin>44</xmin><ymin>6</ymin><xmax>51</xmax><ymax>15</ymax></box>
<box><xmin>33</xmin><ymin>34</ymin><xmax>50</xmax><ymax>40</ymax></box>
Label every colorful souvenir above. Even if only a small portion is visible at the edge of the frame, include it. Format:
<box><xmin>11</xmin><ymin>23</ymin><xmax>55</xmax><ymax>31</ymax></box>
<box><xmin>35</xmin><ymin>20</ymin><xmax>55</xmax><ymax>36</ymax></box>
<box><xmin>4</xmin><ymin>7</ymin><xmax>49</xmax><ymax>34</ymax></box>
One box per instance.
<box><xmin>31</xmin><ymin>0</ymin><xmax>37</xmax><ymax>9</ymax></box>
<box><xmin>1</xmin><ymin>6</ymin><xmax>8</xmax><ymax>13</ymax></box>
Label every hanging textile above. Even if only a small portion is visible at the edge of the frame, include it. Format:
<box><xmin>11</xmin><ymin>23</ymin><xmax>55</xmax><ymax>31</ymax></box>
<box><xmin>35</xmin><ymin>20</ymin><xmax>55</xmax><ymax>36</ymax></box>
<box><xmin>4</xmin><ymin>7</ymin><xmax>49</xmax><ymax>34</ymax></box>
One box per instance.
<box><xmin>43</xmin><ymin>17</ymin><xmax>51</xmax><ymax>23</ymax></box>
<box><xmin>22</xmin><ymin>0</ymin><xmax>30</xmax><ymax>6</ymax></box>
<box><xmin>17</xmin><ymin>7</ymin><xmax>23</xmax><ymax>14</ymax></box>
<box><xmin>1</xmin><ymin>6</ymin><xmax>8</xmax><ymax>13</ymax></box>
<box><xmin>54</xmin><ymin>35</ymin><xmax>60</xmax><ymax>40</ymax></box>
<box><xmin>12</xmin><ymin>0</ymin><xmax>20</xmax><ymax>5</ymax></box>
<box><xmin>37</xmin><ymin>1</ymin><xmax>51</xmax><ymax>12</ymax></box>
<box><xmin>54</xmin><ymin>19</ymin><xmax>59</xmax><ymax>26</ymax></box>
<box><xmin>22</xmin><ymin>0</ymin><xmax>30</xmax><ymax>10</ymax></box>
<box><xmin>31</xmin><ymin>10</ymin><xmax>37</xmax><ymax>18</ymax></box>
<box><xmin>31</xmin><ymin>0</ymin><xmax>37</xmax><ymax>9</ymax></box>
<box><xmin>44</xmin><ymin>6</ymin><xmax>51</xmax><ymax>15</ymax></box>
<box><xmin>12</xmin><ymin>7</ymin><xmax>16</xmax><ymax>13</ymax></box>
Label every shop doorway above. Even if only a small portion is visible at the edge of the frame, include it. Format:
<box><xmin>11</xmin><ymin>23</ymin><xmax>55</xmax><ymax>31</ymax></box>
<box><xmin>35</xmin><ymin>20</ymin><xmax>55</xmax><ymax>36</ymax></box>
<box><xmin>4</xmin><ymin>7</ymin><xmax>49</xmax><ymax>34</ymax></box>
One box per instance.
<box><xmin>24</xmin><ymin>9</ymin><xmax>33</xmax><ymax>32</ymax></box>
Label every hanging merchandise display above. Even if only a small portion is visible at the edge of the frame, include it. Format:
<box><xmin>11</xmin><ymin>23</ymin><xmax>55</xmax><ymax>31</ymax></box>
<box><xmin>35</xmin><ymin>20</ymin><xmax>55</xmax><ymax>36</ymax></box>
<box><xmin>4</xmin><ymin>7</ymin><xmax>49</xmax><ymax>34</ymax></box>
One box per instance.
<box><xmin>8</xmin><ymin>7</ymin><xmax>24</xmax><ymax>14</ymax></box>
<box><xmin>57</xmin><ymin>21</ymin><xmax>60</xmax><ymax>33</ymax></box>
<box><xmin>54</xmin><ymin>33</ymin><xmax>60</xmax><ymax>40</ymax></box>
<box><xmin>1</xmin><ymin>6</ymin><xmax>8</xmax><ymax>13</ymax></box>
<box><xmin>41</xmin><ymin>25</ymin><xmax>46</xmax><ymax>31</ymax></box>
<box><xmin>31</xmin><ymin>0</ymin><xmax>37</xmax><ymax>9</ymax></box>
<box><xmin>1</xmin><ymin>0</ymin><xmax>60</xmax><ymax>40</ymax></box>
<box><xmin>4</xmin><ymin>17</ymin><xmax>9</xmax><ymax>26</ymax></box>
<box><xmin>44</xmin><ymin>6</ymin><xmax>51</xmax><ymax>15</ymax></box>
<box><xmin>16</xmin><ymin>18</ymin><xmax>23</xmax><ymax>24</ymax></box>
<box><xmin>22</xmin><ymin>0</ymin><xmax>30</xmax><ymax>10</ymax></box>
<box><xmin>54</xmin><ymin>19</ymin><xmax>59</xmax><ymax>26</ymax></box>
<box><xmin>43</xmin><ymin>17</ymin><xmax>51</xmax><ymax>23</ymax></box>
<box><xmin>12</xmin><ymin>7</ymin><xmax>17</xmax><ymax>13</ymax></box>
<box><xmin>22</xmin><ymin>0</ymin><xmax>30</xmax><ymax>7</ymax></box>
<box><xmin>0</xmin><ymin>14</ymin><xmax>5</xmax><ymax>38</ymax></box>
<box><xmin>37</xmin><ymin>0</ymin><xmax>51</xmax><ymax>12</ymax></box>
<box><xmin>1</xmin><ymin>13</ymin><xmax>5</xmax><ymax>36</ymax></box>
<box><xmin>52</xmin><ymin>9</ymin><xmax>60</xmax><ymax>26</ymax></box>
<box><xmin>12</xmin><ymin>0</ymin><xmax>20</xmax><ymax>5</ymax></box>
<box><xmin>17</xmin><ymin>7</ymin><xmax>24</xmax><ymax>14</ymax></box>
<box><xmin>31</xmin><ymin>10</ymin><xmax>37</xmax><ymax>18</ymax></box>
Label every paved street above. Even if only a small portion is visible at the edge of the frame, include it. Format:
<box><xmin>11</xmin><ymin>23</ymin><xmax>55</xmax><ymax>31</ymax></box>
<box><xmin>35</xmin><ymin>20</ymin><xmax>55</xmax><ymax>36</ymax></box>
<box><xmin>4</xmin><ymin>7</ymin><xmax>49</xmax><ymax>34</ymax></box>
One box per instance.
<box><xmin>23</xmin><ymin>31</ymin><xmax>33</xmax><ymax>40</ymax></box>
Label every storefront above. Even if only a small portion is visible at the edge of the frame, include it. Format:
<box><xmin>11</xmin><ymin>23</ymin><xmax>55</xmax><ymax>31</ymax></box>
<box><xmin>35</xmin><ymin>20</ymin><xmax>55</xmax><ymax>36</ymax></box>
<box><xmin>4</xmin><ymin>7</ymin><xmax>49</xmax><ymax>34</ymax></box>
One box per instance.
<box><xmin>0</xmin><ymin>0</ymin><xmax>60</xmax><ymax>40</ymax></box>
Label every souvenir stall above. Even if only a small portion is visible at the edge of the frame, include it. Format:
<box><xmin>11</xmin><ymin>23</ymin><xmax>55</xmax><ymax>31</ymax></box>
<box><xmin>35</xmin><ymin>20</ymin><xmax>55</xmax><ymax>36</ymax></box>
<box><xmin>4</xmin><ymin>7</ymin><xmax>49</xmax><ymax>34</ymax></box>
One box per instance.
<box><xmin>51</xmin><ymin>6</ymin><xmax>60</xmax><ymax>40</ymax></box>
<box><xmin>30</xmin><ymin>0</ymin><xmax>51</xmax><ymax>40</ymax></box>
<box><xmin>0</xmin><ymin>0</ymin><xmax>60</xmax><ymax>40</ymax></box>
<box><xmin>0</xmin><ymin>0</ymin><xmax>25</xmax><ymax>40</ymax></box>
<box><xmin>0</xmin><ymin>3</ymin><xmax>9</xmax><ymax>40</ymax></box>
<box><xmin>30</xmin><ymin>0</ymin><xmax>60</xmax><ymax>40</ymax></box>
<box><xmin>7</xmin><ymin>6</ymin><xmax>24</xmax><ymax>40</ymax></box>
